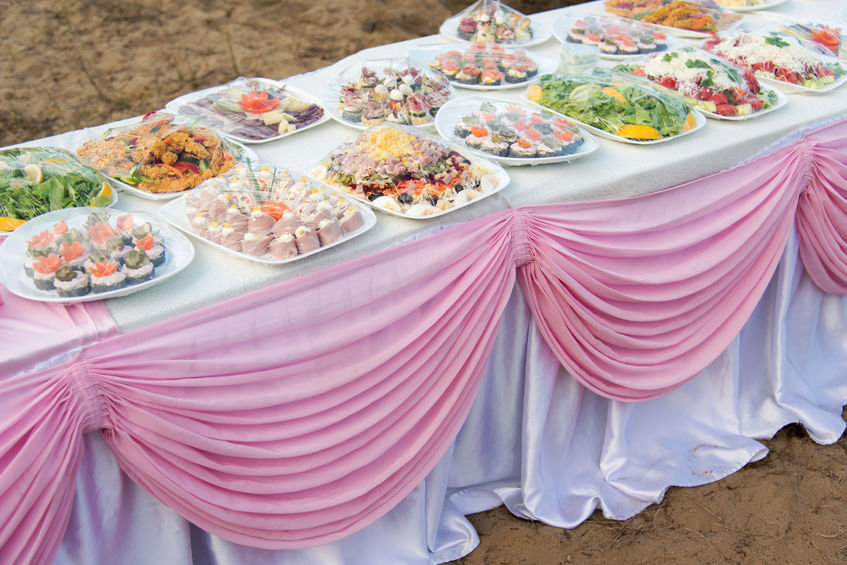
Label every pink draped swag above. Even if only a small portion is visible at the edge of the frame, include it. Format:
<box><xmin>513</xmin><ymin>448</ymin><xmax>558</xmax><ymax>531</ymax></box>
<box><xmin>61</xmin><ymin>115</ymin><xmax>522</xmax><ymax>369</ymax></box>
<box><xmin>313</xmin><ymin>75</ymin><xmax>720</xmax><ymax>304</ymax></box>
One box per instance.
<box><xmin>1</xmin><ymin>118</ymin><xmax>847</xmax><ymax>565</ymax></box>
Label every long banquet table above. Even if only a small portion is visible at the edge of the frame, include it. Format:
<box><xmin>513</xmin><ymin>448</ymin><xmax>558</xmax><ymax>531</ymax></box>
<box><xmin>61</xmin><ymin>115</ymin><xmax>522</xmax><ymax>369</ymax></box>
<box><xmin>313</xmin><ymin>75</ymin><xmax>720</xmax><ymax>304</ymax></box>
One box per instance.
<box><xmin>3</xmin><ymin>1</ymin><xmax>847</xmax><ymax>563</ymax></box>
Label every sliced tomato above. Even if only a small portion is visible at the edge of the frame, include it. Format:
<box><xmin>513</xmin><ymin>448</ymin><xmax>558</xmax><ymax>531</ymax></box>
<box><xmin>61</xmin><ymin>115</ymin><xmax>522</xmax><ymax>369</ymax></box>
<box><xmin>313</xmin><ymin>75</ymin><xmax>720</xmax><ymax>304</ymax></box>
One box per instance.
<box><xmin>715</xmin><ymin>104</ymin><xmax>737</xmax><ymax>116</ymax></box>
<box><xmin>709</xmin><ymin>92</ymin><xmax>728</xmax><ymax>105</ymax></box>
<box><xmin>658</xmin><ymin>76</ymin><xmax>677</xmax><ymax>90</ymax></box>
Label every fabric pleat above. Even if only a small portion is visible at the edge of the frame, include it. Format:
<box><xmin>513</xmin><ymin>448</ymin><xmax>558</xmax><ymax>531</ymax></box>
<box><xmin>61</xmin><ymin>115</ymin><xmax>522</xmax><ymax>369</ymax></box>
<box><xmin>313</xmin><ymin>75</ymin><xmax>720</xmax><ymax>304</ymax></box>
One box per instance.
<box><xmin>2</xmin><ymin>118</ymin><xmax>847</xmax><ymax>565</ymax></box>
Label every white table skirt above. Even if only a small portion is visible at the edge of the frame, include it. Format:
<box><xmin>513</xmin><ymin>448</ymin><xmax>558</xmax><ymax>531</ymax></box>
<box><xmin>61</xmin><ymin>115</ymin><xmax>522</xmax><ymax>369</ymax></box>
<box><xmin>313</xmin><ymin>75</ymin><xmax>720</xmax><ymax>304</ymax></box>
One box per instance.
<box><xmin>55</xmin><ymin>228</ymin><xmax>847</xmax><ymax>564</ymax></box>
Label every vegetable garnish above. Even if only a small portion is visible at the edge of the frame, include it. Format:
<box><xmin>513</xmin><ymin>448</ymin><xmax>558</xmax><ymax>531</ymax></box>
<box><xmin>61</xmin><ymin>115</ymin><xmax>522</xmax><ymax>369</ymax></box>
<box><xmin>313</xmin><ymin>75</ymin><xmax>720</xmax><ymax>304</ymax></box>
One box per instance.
<box><xmin>237</xmin><ymin>90</ymin><xmax>280</xmax><ymax>113</ymax></box>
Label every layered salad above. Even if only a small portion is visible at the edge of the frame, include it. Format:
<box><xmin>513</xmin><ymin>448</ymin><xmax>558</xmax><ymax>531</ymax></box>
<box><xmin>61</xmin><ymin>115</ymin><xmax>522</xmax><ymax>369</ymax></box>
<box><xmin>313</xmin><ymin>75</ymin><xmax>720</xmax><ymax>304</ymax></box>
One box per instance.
<box><xmin>614</xmin><ymin>47</ymin><xmax>781</xmax><ymax>117</ymax></box>
<box><xmin>703</xmin><ymin>31</ymin><xmax>847</xmax><ymax>89</ymax></box>
<box><xmin>312</xmin><ymin>125</ymin><xmax>504</xmax><ymax>217</ymax></box>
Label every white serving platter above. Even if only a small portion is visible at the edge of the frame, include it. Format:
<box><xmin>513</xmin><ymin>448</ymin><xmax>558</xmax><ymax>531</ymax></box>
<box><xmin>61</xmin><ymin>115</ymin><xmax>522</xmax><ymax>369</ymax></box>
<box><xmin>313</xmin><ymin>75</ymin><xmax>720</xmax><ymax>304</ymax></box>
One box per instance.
<box><xmin>310</xmin><ymin>125</ymin><xmax>510</xmax><ymax>219</ymax></box>
<box><xmin>165</xmin><ymin>78</ymin><xmax>329</xmax><ymax>145</ymax></box>
<box><xmin>157</xmin><ymin>187</ymin><xmax>376</xmax><ymax>265</ymax></box>
<box><xmin>322</xmin><ymin>58</ymin><xmax>456</xmax><ymax>131</ymax></box>
<box><xmin>434</xmin><ymin>96</ymin><xmax>600</xmax><ymax>166</ymax></box>
<box><xmin>439</xmin><ymin>12</ymin><xmax>552</xmax><ymax>47</ymax></box>
<box><xmin>0</xmin><ymin>207</ymin><xmax>194</xmax><ymax>303</ymax></box>
<box><xmin>407</xmin><ymin>43</ymin><xmax>558</xmax><ymax>90</ymax></box>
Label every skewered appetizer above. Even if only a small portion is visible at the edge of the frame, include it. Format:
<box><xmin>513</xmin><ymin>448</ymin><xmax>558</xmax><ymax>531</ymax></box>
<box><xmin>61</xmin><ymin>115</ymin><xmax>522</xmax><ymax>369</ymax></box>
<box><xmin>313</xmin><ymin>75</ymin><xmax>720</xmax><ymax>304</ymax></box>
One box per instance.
<box><xmin>454</xmin><ymin>0</ymin><xmax>533</xmax><ymax>44</ymax></box>
<box><xmin>332</xmin><ymin>62</ymin><xmax>451</xmax><ymax>128</ymax></box>
<box><xmin>179</xmin><ymin>165</ymin><xmax>367</xmax><ymax>260</ymax></box>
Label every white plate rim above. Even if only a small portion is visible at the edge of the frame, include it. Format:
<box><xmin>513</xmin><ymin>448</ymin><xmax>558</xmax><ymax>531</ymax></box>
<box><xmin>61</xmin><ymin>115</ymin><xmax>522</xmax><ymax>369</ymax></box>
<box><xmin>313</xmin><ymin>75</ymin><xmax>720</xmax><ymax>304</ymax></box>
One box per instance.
<box><xmin>551</xmin><ymin>12</ymin><xmax>685</xmax><ymax>59</ymax></box>
<box><xmin>686</xmin><ymin>84</ymin><xmax>788</xmax><ymax>120</ymax></box>
<box><xmin>438</xmin><ymin>12</ymin><xmax>553</xmax><ymax>47</ymax></box>
<box><xmin>522</xmin><ymin>92</ymin><xmax>707</xmax><ymax>145</ymax></box>
<box><xmin>321</xmin><ymin>58</ymin><xmax>456</xmax><ymax>131</ymax></box>
<box><xmin>164</xmin><ymin>77</ymin><xmax>330</xmax><ymax>145</ymax></box>
<box><xmin>406</xmin><ymin>43</ymin><xmax>558</xmax><ymax>91</ymax></box>
<box><xmin>156</xmin><ymin>182</ymin><xmax>377</xmax><ymax>265</ymax></box>
<box><xmin>757</xmin><ymin>70</ymin><xmax>847</xmax><ymax>94</ymax></box>
<box><xmin>715</xmin><ymin>0</ymin><xmax>787</xmax><ymax>12</ymax></box>
<box><xmin>0</xmin><ymin>207</ymin><xmax>195</xmax><ymax>303</ymax></box>
<box><xmin>433</xmin><ymin>95</ymin><xmax>600</xmax><ymax>166</ymax></box>
<box><xmin>309</xmin><ymin>125</ymin><xmax>510</xmax><ymax>219</ymax></box>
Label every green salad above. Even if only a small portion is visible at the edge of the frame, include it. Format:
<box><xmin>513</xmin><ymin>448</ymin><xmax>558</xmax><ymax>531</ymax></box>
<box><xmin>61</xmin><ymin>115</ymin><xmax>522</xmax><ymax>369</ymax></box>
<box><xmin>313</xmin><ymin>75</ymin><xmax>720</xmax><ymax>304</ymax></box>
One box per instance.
<box><xmin>527</xmin><ymin>70</ymin><xmax>697</xmax><ymax>141</ymax></box>
<box><xmin>0</xmin><ymin>147</ymin><xmax>113</xmax><ymax>230</ymax></box>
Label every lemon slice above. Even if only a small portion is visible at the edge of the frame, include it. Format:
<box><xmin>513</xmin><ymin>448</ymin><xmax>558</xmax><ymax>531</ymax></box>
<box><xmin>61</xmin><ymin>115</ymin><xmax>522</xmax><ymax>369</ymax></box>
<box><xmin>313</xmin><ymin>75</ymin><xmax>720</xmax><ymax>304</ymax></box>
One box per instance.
<box><xmin>24</xmin><ymin>164</ymin><xmax>43</xmax><ymax>183</ymax></box>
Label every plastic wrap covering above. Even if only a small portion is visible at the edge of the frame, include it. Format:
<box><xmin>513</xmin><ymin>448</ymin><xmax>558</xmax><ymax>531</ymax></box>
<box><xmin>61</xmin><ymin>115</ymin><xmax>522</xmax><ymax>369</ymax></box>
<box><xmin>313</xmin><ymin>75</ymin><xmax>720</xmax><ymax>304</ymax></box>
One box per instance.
<box><xmin>166</xmin><ymin>77</ymin><xmax>326</xmax><ymax>144</ymax></box>
<box><xmin>324</xmin><ymin>58</ymin><xmax>453</xmax><ymax>130</ymax></box>
<box><xmin>75</xmin><ymin>112</ymin><xmax>247</xmax><ymax>198</ymax></box>
<box><xmin>451</xmin><ymin>0</ymin><xmax>534</xmax><ymax>44</ymax></box>
<box><xmin>604</xmin><ymin>0</ymin><xmax>742</xmax><ymax>34</ymax></box>
<box><xmin>310</xmin><ymin>124</ymin><xmax>508</xmax><ymax>218</ymax></box>
<box><xmin>159</xmin><ymin>164</ymin><xmax>375</xmax><ymax>263</ymax></box>
<box><xmin>434</xmin><ymin>96</ymin><xmax>597</xmax><ymax>165</ymax></box>
<box><xmin>703</xmin><ymin>32</ymin><xmax>847</xmax><ymax>91</ymax></box>
<box><xmin>527</xmin><ymin>69</ymin><xmax>697</xmax><ymax>141</ymax></box>
<box><xmin>613</xmin><ymin>47</ymin><xmax>783</xmax><ymax>118</ymax></box>
<box><xmin>0</xmin><ymin>147</ymin><xmax>115</xmax><ymax>232</ymax></box>
<box><xmin>555</xmin><ymin>13</ymin><xmax>676</xmax><ymax>58</ymax></box>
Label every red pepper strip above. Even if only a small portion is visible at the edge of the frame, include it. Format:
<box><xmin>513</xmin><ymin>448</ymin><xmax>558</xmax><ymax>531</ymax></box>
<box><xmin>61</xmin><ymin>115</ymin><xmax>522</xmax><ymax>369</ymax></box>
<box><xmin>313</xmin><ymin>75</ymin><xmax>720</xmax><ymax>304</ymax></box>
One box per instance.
<box><xmin>194</xmin><ymin>136</ymin><xmax>206</xmax><ymax>143</ymax></box>
<box><xmin>158</xmin><ymin>163</ymin><xmax>184</xmax><ymax>176</ymax></box>
<box><xmin>173</xmin><ymin>161</ymin><xmax>200</xmax><ymax>174</ymax></box>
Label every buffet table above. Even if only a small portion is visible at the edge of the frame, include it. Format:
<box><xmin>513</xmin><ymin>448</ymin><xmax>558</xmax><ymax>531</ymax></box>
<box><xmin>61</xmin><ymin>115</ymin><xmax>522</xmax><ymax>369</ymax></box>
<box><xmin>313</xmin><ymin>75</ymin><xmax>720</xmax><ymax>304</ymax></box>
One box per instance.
<box><xmin>2</xmin><ymin>1</ymin><xmax>847</xmax><ymax>564</ymax></box>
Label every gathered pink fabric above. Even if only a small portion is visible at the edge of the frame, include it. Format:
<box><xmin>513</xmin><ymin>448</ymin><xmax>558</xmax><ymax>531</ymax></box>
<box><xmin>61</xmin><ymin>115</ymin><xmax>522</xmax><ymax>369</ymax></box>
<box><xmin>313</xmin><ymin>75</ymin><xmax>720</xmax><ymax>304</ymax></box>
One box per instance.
<box><xmin>2</xmin><ymin>118</ymin><xmax>847</xmax><ymax>565</ymax></box>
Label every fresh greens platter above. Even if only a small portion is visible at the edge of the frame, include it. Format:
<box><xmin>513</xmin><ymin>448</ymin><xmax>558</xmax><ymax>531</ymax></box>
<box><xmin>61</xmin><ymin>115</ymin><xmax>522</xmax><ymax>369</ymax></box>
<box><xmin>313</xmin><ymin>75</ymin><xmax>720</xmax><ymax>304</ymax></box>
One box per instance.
<box><xmin>0</xmin><ymin>146</ymin><xmax>116</xmax><ymax>233</ymax></box>
<box><xmin>526</xmin><ymin>71</ymin><xmax>706</xmax><ymax>145</ymax></box>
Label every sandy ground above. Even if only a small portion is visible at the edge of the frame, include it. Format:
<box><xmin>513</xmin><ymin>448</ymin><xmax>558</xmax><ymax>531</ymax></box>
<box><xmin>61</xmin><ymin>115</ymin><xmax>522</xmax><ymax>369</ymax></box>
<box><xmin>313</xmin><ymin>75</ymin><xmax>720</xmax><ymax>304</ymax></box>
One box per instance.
<box><xmin>1</xmin><ymin>1</ymin><xmax>845</xmax><ymax>563</ymax></box>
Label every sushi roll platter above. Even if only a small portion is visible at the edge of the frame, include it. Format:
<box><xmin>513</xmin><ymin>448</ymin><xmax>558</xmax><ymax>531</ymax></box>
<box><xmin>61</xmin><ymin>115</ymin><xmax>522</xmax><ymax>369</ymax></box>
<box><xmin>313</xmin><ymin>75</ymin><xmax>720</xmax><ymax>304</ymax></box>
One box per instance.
<box><xmin>435</xmin><ymin>96</ymin><xmax>599</xmax><ymax>166</ymax></box>
<box><xmin>408</xmin><ymin>42</ymin><xmax>557</xmax><ymax>90</ymax></box>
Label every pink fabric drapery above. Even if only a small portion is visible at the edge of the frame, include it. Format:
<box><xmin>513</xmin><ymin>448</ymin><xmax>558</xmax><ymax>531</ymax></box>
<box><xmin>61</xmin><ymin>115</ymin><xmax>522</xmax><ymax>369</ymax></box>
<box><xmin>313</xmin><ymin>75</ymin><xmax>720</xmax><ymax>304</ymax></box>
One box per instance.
<box><xmin>796</xmin><ymin>122</ymin><xmax>847</xmax><ymax>293</ymax></box>
<box><xmin>1</xmin><ymin>117</ymin><xmax>846</xmax><ymax>565</ymax></box>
